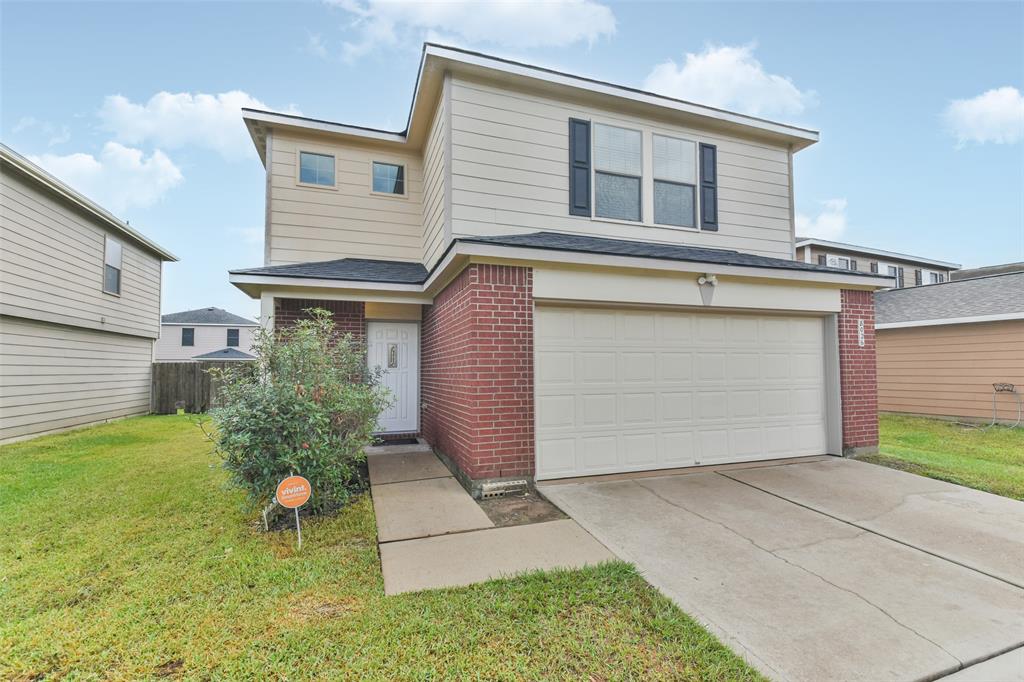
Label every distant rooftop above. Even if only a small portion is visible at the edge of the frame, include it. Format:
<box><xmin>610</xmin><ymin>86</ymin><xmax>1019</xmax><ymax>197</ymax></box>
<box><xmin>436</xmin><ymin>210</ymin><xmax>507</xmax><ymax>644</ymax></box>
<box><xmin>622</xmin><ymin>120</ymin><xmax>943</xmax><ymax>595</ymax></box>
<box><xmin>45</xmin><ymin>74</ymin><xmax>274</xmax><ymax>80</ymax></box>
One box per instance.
<box><xmin>875</xmin><ymin>272</ymin><xmax>1024</xmax><ymax>326</ymax></box>
<box><xmin>193</xmin><ymin>348</ymin><xmax>256</xmax><ymax>361</ymax></box>
<box><xmin>795</xmin><ymin>237</ymin><xmax>960</xmax><ymax>270</ymax></box>
<box><xmin>162</xmin><ymin>307</ymin><xmax>257</xmax><ymax>325</ymax></box>
<box><xmin>951</xmin><ymin>262</ymin><xmax>1024</xmax><ymax>281</ymax></box>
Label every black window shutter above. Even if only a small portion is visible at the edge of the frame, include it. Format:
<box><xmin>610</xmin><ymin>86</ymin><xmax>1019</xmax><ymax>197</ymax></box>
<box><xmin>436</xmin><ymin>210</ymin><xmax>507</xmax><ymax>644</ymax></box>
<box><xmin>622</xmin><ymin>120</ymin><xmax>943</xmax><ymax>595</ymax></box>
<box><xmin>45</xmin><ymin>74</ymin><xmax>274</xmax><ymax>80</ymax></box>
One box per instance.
<box><xmin>914</xmin><ymin>269</ymin><xmax>923</xmax><ymax>285</ymax></box>
<box><xmin>699</xmin><ymin>143</ymin><xmax>718</xmax><ymax>231</ymax></box>
<box><xmin>817</xmin><ymin>254</ymin><xmax>827</xmax><ymax>265</ymax></box>
<box><xmin>850</xmin><ymin>259</ymin><xmax>858</xmax><ymax>271</ymax></box>
<box><xmin>870</xmin><ymin>262</ymin><xmax>878</xmax><ymax>274</ymax></box>
<box><xmin>897</xmin><ymin>267</ymin><xmax>905</xmax><ymax>287</ymax></box>
<box><xmin>568</xmin><ymin>118</ymin><xmax>591</xmax><ymax>216</ymax></box>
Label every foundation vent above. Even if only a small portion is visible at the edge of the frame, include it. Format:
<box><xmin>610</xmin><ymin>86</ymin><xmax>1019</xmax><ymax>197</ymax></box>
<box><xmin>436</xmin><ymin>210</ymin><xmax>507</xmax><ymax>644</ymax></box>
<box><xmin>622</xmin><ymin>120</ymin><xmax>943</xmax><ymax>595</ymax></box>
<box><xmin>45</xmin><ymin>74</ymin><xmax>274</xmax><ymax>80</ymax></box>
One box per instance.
<box><xmin>479</xmin><ymin>480</ymin><xmax>528</xmax><ymax>499</ymax></box>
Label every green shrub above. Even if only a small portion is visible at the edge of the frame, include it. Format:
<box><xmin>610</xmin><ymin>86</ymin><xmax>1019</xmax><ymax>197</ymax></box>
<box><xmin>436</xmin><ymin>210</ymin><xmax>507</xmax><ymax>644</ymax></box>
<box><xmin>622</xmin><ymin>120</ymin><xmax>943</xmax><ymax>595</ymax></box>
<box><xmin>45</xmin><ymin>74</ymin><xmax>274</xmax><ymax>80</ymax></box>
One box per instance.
<box><xmin>205</xmin><ymin>309</ymin><xmax>390</xmax><ymax>514</ymax></box>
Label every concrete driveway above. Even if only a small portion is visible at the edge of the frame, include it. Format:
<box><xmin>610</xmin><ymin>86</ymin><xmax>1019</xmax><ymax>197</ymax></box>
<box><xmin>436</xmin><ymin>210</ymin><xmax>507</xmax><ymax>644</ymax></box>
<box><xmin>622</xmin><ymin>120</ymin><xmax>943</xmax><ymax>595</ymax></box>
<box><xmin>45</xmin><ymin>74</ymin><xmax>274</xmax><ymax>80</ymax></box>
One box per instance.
<box><xmin>540</xmin><ymin>458</ymin><xmax>1024</xmax><ymax>682</ymax></box>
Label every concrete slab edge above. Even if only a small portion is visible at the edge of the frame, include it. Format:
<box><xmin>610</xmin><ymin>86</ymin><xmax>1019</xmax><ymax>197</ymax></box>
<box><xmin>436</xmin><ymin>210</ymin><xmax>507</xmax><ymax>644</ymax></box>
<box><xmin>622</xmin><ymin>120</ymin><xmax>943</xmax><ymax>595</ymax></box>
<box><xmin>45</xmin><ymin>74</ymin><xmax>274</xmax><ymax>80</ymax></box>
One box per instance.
<box><xmin>542</xmin><ymin>488</ymin><xmax>788</xmax><ymax>682</ymax></box>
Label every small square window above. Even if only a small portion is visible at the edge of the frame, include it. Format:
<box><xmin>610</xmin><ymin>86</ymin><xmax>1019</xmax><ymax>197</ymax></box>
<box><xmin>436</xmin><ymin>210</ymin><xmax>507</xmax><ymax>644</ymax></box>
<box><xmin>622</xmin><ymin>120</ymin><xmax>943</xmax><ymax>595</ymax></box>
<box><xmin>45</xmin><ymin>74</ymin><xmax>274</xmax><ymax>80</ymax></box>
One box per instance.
<box><xmin>299</xmin><ymin>152</ymin><xmax>335</xmax><ymax>187</ymax></box>
<box><xmin>181</xmin><ymin>328</ymin><xmax>194</xmax><ymax>347</ymax></box>
<box><xmin>103</xmin><ymin>237</ymin><xmax>122</xmax><ymax>295</ymax></box>
<box><xmin>372</xmin><ymin>162</ymin><xmax>405</xmax><ymax>195</ymax></box>
<box><xmin>227</xmin><ymin>329</ymin><xmax>239</xmax><ymax>347</ymax></box>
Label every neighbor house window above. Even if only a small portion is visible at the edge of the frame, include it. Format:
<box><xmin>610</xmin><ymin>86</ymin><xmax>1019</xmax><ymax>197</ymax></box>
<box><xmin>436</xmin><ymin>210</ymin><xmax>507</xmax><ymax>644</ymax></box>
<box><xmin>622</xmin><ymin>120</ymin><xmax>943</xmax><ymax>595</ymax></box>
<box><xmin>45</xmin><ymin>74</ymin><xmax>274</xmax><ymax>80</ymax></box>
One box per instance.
<box><xmin>372</xmin><ymin>162</ymin><xmax>405</xmax><ymax>195</ymax></box>
<box><xmin>652</xmin><ymin>134</ymin><xmax>696</xmax><ymax>228</ymax></box>
<box><xmin>103</xmin><ymin>237</ymin><xmax>122</xmax><ymax>295</ymax></box>
<box><xmin>888</xmin><ymin>265</ymin><xmax>904</xmax><ymax>288</ymax></box>
<box><xmin>593</xmin><ymin>123</ymin><xmax>642</xmax><ymax>221</ymax></box>
<box><xmin>181</xmin><ymin>328</ymin><xmax>194</xmax><ymax>347</ymax></box>
<box><xmin>929</xmin><ymin>272</ymin><xmax>945</xmax><ymax>284</ymax></box>
<box><xmin>226</xmin><ymin>328</ymin><xmax>239</xmax><ymax>347</ymax></box>
<box><xmin>299</xmin><ymin>152</ymin><xmax>335</xmax><ymax>187</ymax></box>
<box><xmin>826</xmin><ymin>255</ymin><xmax>851</xmax><ymax>270</ymax></box>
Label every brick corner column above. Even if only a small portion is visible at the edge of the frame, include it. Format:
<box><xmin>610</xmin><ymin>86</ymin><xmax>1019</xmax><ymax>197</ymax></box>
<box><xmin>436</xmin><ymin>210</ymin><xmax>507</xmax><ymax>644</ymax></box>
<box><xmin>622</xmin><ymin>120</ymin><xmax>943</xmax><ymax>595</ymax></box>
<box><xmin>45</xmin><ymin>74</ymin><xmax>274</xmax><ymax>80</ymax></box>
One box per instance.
<box><xmin>838</xmin><ymin>289</ymin><xmax>879</xmax><ymax>456</ymax></box>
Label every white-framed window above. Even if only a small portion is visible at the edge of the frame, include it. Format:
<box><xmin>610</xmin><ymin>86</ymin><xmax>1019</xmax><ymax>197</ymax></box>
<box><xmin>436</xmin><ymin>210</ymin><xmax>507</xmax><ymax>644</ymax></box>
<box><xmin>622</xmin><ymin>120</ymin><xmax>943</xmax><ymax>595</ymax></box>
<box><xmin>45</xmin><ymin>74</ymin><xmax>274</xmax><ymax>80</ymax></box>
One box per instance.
<box><xmin>103</xmin><ymin>236</ymin><xmax>122</xmax><ymax>295</ymax></box>
<box><xmin>593</xmin><ymin>123</ymin><xmax>642</xmax><ymax>222</ymax></box>
<box><xmin>371</xmin><ymin>161</ymin><xmax>406</xmax><ymax>195</ymax></box>
<box><xmin>227</xmin><ymin>328</ymin><xmax>239</xmax><ymax>347</ymax></box>
<box><xmin>652</xmin><ymin>134</ymin><xmax>697</xmax><ymax>228</ymax></box>
<box><xmin>181</xmin><ymin>328</ymin><xmax>194</xmax><ymax>347</ymax></box>
<box><xmin>887</xmin><ymin>265</ymin><xmax>904</xmax><ymax>288</ymax></box>
<box><xmin>826</xmin><ymin>255</ymin><xmax>851</xmax><ymax>270</ymax></box>
<box><xmin>929</xmin><ymin>271</ymin><xmax>945</xmax><ymax>284</ymax></box>
<box><xmin>298</xmin><ymin>151</ymin><xmax>335</xmax><ymax>187</ymax></box>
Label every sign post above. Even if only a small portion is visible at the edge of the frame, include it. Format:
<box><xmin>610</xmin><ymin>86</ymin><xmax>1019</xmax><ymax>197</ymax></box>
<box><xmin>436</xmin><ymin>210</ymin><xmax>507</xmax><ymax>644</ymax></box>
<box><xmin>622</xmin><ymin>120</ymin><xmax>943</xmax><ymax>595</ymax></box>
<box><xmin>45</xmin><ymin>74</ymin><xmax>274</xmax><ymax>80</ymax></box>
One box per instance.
<box><xmin>275</xmin><ymin>475</ymin><xmax>312</xmax><ymax>550</ymax></box>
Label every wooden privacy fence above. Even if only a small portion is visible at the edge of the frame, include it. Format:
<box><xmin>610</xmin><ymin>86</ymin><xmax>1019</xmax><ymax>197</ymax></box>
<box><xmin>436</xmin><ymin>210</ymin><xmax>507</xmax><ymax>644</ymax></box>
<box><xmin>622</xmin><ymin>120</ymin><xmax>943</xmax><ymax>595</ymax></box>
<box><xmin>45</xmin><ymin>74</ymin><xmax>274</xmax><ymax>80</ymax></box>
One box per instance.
<box><xmin>151</xmin><ymin>361</ymin><xmax>241</xmax><ymax>414</ymax></box>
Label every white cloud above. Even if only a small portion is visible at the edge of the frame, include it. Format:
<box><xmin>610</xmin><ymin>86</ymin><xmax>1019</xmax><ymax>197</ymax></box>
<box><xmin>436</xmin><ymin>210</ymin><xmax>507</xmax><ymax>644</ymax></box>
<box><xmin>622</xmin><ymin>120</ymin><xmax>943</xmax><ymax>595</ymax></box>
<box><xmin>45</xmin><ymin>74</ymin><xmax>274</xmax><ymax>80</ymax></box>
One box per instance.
<box><xmin>642</xmin><ymin>44</ymin><xmax>815</xmax><ymax>118</ymax></box>
<box><xmin>98</xmin><ymin>91</ymin><xmax>300</xmax><ymax>161</ymax></box>
<box><xmin>29</xmin><ymin>143</ymin><xmax>183</xmax><ymax>214</ymax></box>
<box><xmin>331</xmin><ymin>0</ymin><xmax>616</xmax><ymax>62</ymax></box>
<box><xmin>944</xmin><ymin>86</ymin><xmax>1024</xmax><ymax>147</ymax></box>
<box><xmin>307</xmin><ymin>33</ymin><xmax>329</xmax><ymax>59</ymax></box>
<box><xmin>12</xmin><ymin>116</ymin><xmax>71</xmax><ymax>146</ymax></box>
<box><xmin>796</xmin><ymin>198</ymin><xmax>847</xmax><ymax>241</ymax></box>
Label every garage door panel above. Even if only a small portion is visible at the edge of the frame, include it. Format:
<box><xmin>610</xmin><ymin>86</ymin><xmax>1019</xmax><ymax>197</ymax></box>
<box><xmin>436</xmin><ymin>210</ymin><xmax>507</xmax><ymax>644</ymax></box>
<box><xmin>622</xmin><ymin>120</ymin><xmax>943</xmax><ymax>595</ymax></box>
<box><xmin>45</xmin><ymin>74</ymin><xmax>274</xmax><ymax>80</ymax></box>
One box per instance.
<box><xmin>535</xmin><ymin>307</ymin><xmax>829</xmax><ymax>479</ymax></box>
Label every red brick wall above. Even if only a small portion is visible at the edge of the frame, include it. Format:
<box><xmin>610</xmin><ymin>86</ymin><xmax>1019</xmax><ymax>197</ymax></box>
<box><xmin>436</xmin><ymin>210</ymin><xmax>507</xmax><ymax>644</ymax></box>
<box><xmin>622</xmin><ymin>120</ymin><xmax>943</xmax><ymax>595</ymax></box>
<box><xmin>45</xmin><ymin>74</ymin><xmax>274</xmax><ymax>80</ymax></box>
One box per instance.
<box><xmin>274</xmin><ymin>299</ymin><xmax>365</xmax><ymax>343</ymax></box>
<box><xmin>421</xmin><ymin>264</ymin><xmax>534</xmax><ymax>480</ymax></box>
<box><xmin>838</xmin><ymin>290</ymin><xmax>879</xmax><ymax>453</ymax></box>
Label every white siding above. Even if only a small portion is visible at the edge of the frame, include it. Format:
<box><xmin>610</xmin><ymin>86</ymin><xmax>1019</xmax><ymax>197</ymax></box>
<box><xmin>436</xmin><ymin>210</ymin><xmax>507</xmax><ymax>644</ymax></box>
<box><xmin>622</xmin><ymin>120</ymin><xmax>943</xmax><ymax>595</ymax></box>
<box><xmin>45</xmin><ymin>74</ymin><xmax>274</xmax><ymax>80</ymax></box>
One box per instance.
<box><xmin>1</xmin><ymin>167</ymin><xmax>163</xmax><ymax>338</ymax></box>
<box><xmin>449</xmin><ymin>75</ymin><xmax>796</xmax><ymax>259</ymax></box>
<box><xmin>154</xmin><ymin>325</ymin><xmax>258</xmax><ymax>361</ymax></box>
<box><xmin>267</xmin><ymin>131</ymin><xmax>425</xmax><ymax>266</ymax></box>
<box><xmin>0</xmin><ymin>316</ymin><xmax>153</xmax><ymax>442</ymax></box>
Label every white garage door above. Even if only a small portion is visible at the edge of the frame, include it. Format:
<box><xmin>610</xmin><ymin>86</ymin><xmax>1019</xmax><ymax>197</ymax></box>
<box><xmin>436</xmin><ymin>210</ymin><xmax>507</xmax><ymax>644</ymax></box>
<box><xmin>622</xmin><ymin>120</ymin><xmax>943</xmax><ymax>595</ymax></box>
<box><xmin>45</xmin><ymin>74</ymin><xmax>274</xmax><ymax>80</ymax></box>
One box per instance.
<box><xmin>535</xmin><ymin>306</ymin><xmax>828</xmax><ymax>479</ymax></box>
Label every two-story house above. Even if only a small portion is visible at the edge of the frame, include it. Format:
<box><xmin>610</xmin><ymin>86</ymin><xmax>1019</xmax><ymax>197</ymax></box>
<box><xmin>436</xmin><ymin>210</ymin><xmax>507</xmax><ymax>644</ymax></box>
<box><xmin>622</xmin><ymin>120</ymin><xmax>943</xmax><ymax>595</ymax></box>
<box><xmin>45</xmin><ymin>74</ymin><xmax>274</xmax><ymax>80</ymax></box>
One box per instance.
<box><xmin>795</xmin><ymin>237</ymin><xmax>960</xmax><ymax>288</ymax></box>
<box><xmin>1</xmin><ymin>144</ymin><xmax>177</xmax><ymax>443</ymax></box>
<box><xmin>229</xmin><ymin>44</ymin><xmax>891</xmax><ymax>493</ymax></box>
<box><xmin>155</xmin><ymin>307</ymin><xmax>259</xmax><ymax>362</ymax></box>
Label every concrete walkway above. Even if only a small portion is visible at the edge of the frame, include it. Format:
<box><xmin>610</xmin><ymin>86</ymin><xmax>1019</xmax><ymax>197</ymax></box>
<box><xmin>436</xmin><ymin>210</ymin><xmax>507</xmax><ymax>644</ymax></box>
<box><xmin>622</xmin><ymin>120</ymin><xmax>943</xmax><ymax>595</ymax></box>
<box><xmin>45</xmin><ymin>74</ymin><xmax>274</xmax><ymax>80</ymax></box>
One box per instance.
<box><xmin>368</xmin><ymin>449</ymin><xmax>612</xmax><ymax>595</ymax></box>
<box><xmin>541</xmin><ymin>458</ymin><xmax>1024</xmax><ymax>682</ymax></box>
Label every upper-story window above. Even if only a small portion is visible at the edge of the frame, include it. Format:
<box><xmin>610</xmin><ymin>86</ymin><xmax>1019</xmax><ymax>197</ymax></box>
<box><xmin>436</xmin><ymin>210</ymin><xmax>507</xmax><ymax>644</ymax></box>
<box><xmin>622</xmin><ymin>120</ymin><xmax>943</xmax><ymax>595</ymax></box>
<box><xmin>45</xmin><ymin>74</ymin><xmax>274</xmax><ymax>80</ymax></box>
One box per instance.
<box><xmin>929</xmin><ymin>272</ymin><xmax>945</xmax><ymax>284</ymax></box>
<box><xmin>653</xmin><ymin>134</ymin><xmax>697</xmax><ymax>228</ymax></box>
<box><xmin>826</xmin><ymin>254</ymin><xmax>853</xmax><ymax>270</ymax></box>
<box><xmin>299</xmin><ymin>152</ymin><xmax>335</xmax><ymax>187</ymax></box>
<box><xmin>226</xmin><ymin>328</ymin><xmax>239</xmax><ymax>347</ymax></box>
<box><xmin>372</xmin><ymin>161</ymin><xmax>405</xmax><ymax>195</ymax></box>
<box><xmin>103</xmin><ymin>236</ymin><xmax>122</xmax><ymax>295</ymax></box>
<box><xmin>593</xmin><ymin>123</ymin><xmax>642</xmax><ymax>222</ymax></box>
<box><xmin>181</xmin><ymin>328</ymin><xmax>195</xmax><ymax>347</ymax></box>
<box><xmin>887</xmin><ymin>265</ymin><xmax>904</xmax><ymax>288</ymax></box>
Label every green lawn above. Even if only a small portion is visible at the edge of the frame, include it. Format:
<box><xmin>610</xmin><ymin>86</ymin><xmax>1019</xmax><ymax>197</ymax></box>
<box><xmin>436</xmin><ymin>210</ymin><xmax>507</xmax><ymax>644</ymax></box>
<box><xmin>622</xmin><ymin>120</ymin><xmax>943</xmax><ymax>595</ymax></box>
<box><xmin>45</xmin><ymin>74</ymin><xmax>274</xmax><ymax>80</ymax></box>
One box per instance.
<box><xmin>862</xmin><ymin>414</ymin><xmax>1024</xmax><ymax>500</ymax></box>
<box><xmin>0</xmin><ymin>416</ymin><xmax>759</xmax><ymax>681</ymax></box>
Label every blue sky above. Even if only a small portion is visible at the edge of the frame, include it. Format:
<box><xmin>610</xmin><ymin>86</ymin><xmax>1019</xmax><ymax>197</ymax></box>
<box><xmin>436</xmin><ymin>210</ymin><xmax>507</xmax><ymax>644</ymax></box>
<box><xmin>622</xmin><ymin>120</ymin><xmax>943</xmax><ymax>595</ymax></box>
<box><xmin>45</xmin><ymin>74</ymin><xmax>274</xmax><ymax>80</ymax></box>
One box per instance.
<box><xmin>3</xmin><ymin>1</ymin><xmax>1022</xmax><ymax>319</ymax></box>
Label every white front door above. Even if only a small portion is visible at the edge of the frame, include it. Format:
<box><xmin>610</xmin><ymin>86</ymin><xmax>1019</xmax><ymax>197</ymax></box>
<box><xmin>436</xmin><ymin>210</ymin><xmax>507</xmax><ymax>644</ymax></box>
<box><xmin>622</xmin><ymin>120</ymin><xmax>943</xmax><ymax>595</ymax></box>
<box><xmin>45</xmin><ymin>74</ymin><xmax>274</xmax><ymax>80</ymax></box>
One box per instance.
<box><xmin>367</xmin><ymin>322</ymin><xmax>419</xmax><ymax>433</ymax></box>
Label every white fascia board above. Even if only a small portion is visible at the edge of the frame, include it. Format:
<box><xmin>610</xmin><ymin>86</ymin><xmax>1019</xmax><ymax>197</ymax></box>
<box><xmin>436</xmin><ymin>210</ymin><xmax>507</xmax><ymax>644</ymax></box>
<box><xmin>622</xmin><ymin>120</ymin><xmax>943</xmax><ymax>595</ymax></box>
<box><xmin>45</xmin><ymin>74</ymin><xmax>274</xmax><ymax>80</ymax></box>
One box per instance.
<box><xmin>452</xmin><ymin>242</ymin><xmax>896</xmax><ymax>288</ymax></box>
<box><xmin>241</xmin><ymin>110</ymin><xmax>408</xmax><ymax>145</ymax></box>
<box><xmin>794</xmin><ymin>238</ymin><xmax>961</xmax><ymax>270</ymax></box>
<box><xmin>229</xmin><ymin>273</ymin><xmax>423</xmax><ymax>292</ymax></box>
<box><xmin>877</xmin><ymin>312</ymin><xmax>1024</xmax><ymax>329</ymax></box>
<box><xmin>424</xmin><ymin>45</ymin><xmax>819</xmax><ymax>149</ymax></box>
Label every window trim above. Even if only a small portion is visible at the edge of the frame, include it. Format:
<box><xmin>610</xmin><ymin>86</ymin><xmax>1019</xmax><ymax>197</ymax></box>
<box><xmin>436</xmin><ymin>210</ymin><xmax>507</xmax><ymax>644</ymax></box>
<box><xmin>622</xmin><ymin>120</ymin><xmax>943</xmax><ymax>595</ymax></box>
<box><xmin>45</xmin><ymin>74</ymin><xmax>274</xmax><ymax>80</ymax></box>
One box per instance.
<box><xmin>826</xmin><ymin>254</ymin><xmax>852</xmax><ymax>270</ymax></box>
<box><xmin>295</xmin><ymin>149</ymin><xmax>337</xmax><ymax>190</ymax></box>
<box><xmin>651</xmin><ymin>132</ymin><xmax>698</xmax><ymax>229</ymax></box>
<box><xmin>181</xmin><ymin>327</ymin><xmax>195</xmax><ymax>347</ymax></box>
<box><xmin>591</xmin><ymin>122</ymin><xmax>644</xmax><ymax>223</ymax></box>
<box><xmin>226</xmin><ymin>328</ymin><xmax>240</xmax><ymax>347</ymax></box>
<box><xmin>586</xmin><ymin>120</ymin><xmax>703</xmax><ymax>232</ymax></box>
<box><xmin>369</xmin><ymin>160</ymin><xmax>409</xmax><ymax>199</ymax></box>
<box><xmin>102</xmin><ymin>235</ymin><xmax>123</xmax><ymax>297</ymax></box>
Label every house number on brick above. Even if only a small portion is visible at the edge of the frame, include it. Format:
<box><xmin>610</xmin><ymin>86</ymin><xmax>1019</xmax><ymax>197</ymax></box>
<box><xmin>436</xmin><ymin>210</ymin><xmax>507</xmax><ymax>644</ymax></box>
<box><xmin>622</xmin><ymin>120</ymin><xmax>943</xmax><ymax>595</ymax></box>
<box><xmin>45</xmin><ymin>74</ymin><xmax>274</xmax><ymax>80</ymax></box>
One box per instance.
<box><xmin>857</xmin><ymin>319</ymin><xmax>865</xmax><ymax>347</ymax></box>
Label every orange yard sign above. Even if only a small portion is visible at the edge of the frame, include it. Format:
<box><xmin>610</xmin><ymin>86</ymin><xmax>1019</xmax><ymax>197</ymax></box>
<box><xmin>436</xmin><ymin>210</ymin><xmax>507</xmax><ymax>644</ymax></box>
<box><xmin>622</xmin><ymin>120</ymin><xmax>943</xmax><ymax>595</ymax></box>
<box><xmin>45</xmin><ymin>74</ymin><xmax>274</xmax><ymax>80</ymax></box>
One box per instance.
<box><xmin>276</xmin><ymin>475</ymin><xmax>311</xmax><ymax>509</ymax></box>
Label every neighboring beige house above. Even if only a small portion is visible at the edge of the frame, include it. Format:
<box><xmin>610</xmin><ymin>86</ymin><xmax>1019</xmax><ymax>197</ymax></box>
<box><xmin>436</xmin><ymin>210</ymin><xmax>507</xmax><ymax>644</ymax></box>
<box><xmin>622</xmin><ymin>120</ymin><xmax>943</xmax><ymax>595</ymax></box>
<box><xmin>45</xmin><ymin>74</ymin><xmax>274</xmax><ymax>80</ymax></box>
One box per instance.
<box><xmin>0</xmin><ymin>144</ymin><xmax>177</xmax><ymax>443</ymax></box>
<box><xmin>795</xmin><ymin>237</ymin><xmax>960</xmax><ymax>288</ymax></box>
<box><xmin>876</xmin><ymin>272</ymin><xmax>1024</xmax><ymax>423</ymax></box>
<box><xmin>230</xmin><ymin>44</ymin><xmax>893</xmax><ymax>493</ymax></box>
<box><xmin>155</xmin><ymin>307</ymin><xmax>258</xmax><ymax>362</ymax></box>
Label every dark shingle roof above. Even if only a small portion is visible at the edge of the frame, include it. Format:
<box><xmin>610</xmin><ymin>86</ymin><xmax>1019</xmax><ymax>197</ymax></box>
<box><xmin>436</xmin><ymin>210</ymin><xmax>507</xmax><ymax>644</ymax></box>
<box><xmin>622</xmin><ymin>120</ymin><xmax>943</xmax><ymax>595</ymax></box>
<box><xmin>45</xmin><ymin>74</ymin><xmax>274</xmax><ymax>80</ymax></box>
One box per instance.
<box><xmin>459</xmin><ymin>232</ymin><xmax>883</xmax><ymax>277</ymax></box>
<box><xmin>231</xmin><ymin>232</ymin><xmax>884</xmax><ymax>285</ymax></box>
<box><xmin>193</xmin><ymin>348</ymin><xmax>256</xmax><ymax>361</ymax></box>
<box><xmin>230</xmin><ymin>258</ymin><xmax>429</xmax><ymax>284</ymax></box>
<box><xmin>875</xmin><ymin>272</ymin><xmax>1024</xmax><ymax>325</ymax></box>
<box><xmin>162</xmin><ymin>307</ymin><xmax>258</xmax><ymax>325</ymax></box>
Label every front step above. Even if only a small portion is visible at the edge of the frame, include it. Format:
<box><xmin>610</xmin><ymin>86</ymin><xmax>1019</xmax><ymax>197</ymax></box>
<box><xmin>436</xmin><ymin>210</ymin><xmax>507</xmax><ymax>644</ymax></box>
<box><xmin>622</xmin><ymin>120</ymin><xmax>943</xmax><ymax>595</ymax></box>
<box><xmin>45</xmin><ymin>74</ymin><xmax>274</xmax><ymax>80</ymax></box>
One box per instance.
<box><xmin>365</xmin><ymin>438</ymin><xmax>433</xmax><ymax>457</ymax></box>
